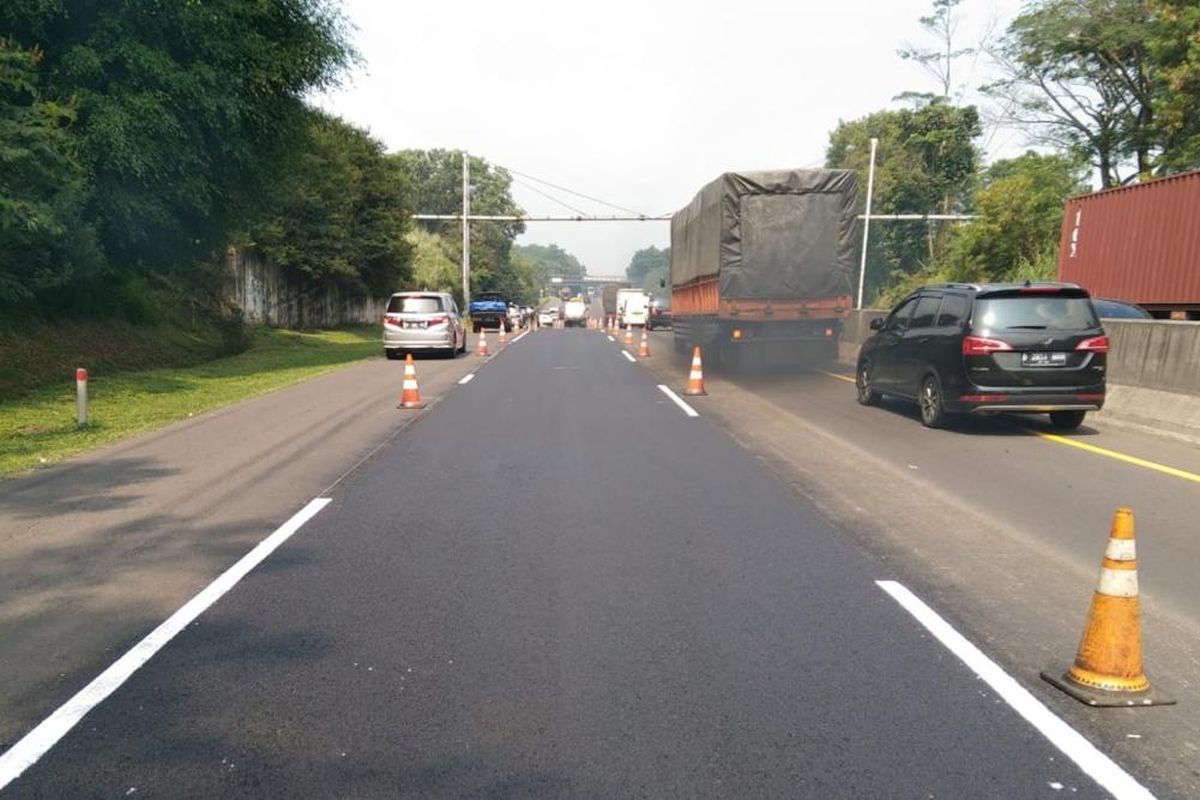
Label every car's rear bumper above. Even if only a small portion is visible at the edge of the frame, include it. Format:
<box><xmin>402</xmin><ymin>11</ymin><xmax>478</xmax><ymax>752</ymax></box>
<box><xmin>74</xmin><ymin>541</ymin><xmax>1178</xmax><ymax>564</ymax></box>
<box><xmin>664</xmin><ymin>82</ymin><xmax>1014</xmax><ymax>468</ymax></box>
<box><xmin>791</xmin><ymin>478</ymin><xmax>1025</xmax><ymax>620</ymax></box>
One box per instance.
<box><xmin>948</xmin><ymin>387</ymin><xmax>1105</xmax><ymax>414</ymax></box>
<box><xmin>383</xmin><ymin>329</ymin><xmax>455</xmax><ymax>350</ymax></box>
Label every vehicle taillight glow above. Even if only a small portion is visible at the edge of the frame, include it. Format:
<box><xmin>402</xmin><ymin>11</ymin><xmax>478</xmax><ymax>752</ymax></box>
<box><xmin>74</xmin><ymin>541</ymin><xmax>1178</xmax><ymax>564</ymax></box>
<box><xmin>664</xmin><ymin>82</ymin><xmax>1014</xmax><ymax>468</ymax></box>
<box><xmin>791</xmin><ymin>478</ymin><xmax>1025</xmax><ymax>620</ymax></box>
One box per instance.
<box><xmin>424</xmin><ymin>316</ymin><xmax>450</xmax><ymax>328</ymax></box>
<box><xmin>383</xmin><ymin>314</ymin><xmax>402</xmax><ymax>327</ymax></box>
<box><xmin>959</xmin><ymin>394</ymin><xmax>1009</xmax><ymax>403</ymax></box>
<box><xmin>1075</xmin><ymin>335</ymin><xmax>1109</xmax><ymax>354</ymax></box>
<box><xmin>962</xmin><ymin>336</ymin><xmax>1013</xmax><ymax>355</ymax></box>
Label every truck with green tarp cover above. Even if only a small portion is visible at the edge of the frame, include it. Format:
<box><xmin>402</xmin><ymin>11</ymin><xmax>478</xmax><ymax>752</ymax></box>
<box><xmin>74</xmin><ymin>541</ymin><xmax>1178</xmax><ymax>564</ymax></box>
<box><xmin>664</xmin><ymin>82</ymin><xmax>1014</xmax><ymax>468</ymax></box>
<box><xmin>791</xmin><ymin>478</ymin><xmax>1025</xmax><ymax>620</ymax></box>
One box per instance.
<box><xmin>669</xmin><ymin>169</ymin><xmax>859</xmax><ymax>364</ymax></box>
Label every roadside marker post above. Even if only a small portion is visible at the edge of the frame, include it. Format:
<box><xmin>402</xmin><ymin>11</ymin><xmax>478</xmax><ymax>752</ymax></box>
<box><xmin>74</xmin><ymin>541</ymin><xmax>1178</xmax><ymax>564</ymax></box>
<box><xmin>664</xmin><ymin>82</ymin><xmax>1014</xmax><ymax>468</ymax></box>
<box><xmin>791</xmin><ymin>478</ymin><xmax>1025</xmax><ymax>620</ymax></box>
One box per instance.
<box><xmin>75</xmin><ymin>368</ymin><xmax>88</xmax><ymax>427</ymax></box>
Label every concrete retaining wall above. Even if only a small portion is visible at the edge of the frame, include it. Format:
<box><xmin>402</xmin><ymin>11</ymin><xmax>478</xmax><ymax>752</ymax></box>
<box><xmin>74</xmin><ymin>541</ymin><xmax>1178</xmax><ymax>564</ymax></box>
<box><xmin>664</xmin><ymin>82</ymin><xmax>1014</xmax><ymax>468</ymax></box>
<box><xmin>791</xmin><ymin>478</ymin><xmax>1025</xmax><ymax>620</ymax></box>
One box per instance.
<box><xmin>839</xmin><ymin>310</ymin><xmax>1200</xmax><ymax>437</ymax></box>
<box><xmin>227</xmin><ymin>249</ymin><xmax>389</xmax><ymax>328</ymax></box>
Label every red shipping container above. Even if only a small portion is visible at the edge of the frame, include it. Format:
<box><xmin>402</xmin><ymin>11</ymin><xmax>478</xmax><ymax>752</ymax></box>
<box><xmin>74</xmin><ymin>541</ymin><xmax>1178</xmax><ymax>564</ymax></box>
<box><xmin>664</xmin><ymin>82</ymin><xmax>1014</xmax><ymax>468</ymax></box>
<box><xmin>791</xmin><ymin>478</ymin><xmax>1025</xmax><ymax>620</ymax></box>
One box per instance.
<box><xmin>1058</xmin><ymin>169</ymin><xmax>1200</xmax><ymax>316</ymax></box>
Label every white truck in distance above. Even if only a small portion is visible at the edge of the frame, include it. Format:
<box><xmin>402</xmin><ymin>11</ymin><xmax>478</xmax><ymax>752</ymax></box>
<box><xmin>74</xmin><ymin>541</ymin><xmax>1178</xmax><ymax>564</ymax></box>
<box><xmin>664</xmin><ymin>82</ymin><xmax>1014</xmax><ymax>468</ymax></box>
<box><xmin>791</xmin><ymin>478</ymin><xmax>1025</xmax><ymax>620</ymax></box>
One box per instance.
<box><xmin>563</xmin><ymin>297</ymin><xmax>589</xmax><ymax>328</ymax></box>
<box><xmin>619</xmin><ymin>291</ymin><xmax>650</xmax><ymax>328</ymax></box>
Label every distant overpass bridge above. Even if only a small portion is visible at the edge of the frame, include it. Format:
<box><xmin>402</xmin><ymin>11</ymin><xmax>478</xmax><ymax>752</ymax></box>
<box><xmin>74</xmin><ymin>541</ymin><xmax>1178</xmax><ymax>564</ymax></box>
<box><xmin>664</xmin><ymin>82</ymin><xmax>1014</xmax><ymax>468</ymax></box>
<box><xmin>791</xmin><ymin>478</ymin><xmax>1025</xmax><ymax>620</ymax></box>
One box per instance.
<box><xmin>546</xmin><ymin>275</ymin><xmax>628</xmax><ymax>297</ymax></box>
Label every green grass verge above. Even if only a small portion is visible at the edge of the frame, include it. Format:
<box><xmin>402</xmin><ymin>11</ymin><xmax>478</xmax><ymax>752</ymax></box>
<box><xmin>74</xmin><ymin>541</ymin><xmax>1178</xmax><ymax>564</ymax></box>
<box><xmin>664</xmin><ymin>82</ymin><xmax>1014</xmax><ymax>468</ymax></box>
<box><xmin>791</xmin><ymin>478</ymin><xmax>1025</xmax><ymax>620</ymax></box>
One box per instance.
<box><xmin>0</xmin><ymin>326</ymin><xmax>379</xmax><ymax>479</ymax></box>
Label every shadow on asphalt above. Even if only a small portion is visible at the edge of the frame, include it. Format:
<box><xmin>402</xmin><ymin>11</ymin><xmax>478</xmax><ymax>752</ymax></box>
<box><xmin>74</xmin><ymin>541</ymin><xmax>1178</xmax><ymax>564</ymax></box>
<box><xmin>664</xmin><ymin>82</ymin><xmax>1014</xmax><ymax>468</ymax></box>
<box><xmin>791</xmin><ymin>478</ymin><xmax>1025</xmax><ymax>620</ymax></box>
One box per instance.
<box><xmin>0</xmin><ymin>457</ymin><xmax>179</xmax><ymax>519</ymax></box>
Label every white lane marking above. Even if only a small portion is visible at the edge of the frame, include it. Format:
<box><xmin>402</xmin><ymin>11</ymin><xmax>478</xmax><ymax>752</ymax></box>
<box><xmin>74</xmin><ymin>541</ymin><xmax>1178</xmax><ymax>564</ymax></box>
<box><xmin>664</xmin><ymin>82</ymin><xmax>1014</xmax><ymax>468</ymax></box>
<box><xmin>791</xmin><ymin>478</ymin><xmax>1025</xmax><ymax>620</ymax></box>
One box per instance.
<box><xmin>876</xmin><ymin>580</ymin><xmax>1155</xmax><ymax>800</ymax></box>
<box><xmin>621</xmin><ymin>351</ymin><xmax>636</xmax><ymax>363</ymax></box>
<box><xmin>511</xmin><ymin>330</ymin><xmax>529</xmax><ymax>344</ymax></box>
<box><xmin>0</xmin><ymin>498</ymin><xmax>333</xmax><ymax>790</ymax></box>
<box><xmin>458</xmin><ymin>373</ymin><xmax>475</xmax><ymax>385</ymax></box>
<box><xmin>606</xmin><ymin>336</ymin><xmax>615</xmax><ymax>342</ymax></box>
<box><xmin>657</xmin><ymin>385</ymin><xmax>700</xmax><ymax>418</ymax></box>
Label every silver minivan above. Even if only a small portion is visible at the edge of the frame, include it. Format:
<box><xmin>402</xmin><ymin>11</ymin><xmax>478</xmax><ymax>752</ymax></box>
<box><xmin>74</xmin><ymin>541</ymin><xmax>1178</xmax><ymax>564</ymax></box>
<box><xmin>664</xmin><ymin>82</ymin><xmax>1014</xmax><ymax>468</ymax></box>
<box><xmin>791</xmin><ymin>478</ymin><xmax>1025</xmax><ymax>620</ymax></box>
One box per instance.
<box><xmin>382</xmin><ymin>292</ymin><xmax>467</xmax><ymax>359</ymax></box>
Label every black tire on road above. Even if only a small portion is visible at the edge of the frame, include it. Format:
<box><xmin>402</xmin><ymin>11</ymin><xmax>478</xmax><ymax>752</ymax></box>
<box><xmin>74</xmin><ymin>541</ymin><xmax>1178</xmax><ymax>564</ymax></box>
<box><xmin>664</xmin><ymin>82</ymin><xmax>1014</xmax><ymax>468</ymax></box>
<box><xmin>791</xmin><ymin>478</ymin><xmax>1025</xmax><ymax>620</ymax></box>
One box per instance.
<box><xmin>856</xmin><ymin>361</ymin><xmax>881</xmax><ymax>406</ymax></box>
<box><xmin>1049</xmin><ymin>409</ymin><xmax>1087</xmax><ymax>430</ymax></box>
<box><xmin>385</xmin><ymin>349</ymin><xmax>401</xmax><ymax>361</ymax></box>
<box><xmin>919</xmin><ymin>373</ymin><xmax>946</xmax><ymax>428</ymax></box>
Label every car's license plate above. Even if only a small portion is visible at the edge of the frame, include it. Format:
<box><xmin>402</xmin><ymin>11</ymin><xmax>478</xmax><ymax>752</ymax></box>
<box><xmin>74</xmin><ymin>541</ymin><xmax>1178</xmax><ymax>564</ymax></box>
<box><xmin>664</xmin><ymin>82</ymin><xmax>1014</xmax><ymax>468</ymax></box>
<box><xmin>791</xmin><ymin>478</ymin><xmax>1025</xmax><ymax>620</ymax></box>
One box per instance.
<box><xmin>1022</xmin><ymin>351</ymin><xmax>1067</xmax><ymax>367</ymax></box>
<box><xmin>404</xmin><ymin>322</ymin><xmax>421</xmax><ymax>329</ymax></box>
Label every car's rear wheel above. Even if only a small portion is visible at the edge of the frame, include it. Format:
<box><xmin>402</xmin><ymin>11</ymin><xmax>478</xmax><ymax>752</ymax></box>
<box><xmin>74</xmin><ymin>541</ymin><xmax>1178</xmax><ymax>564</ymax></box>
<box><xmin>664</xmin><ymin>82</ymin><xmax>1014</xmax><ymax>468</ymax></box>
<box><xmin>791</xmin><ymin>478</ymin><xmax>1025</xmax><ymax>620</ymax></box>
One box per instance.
<box><xmin>385</xmin><ymin>349</ymin><xmax>401</xmax><ymax>361</ymax></box>
<box><xmin>1049</xmin><ymin>409</ymin><xmax>1087</xmax><ymax>430</ymax></box>
<box><xmin>919</xmin><ymin>374</ymin><xmax>946</xmax><ymax>428</ymax></box>
<box><xmin>856</xmin><ymin>360</ymin><xmax>881</xmax><ymax>406</ymax></box>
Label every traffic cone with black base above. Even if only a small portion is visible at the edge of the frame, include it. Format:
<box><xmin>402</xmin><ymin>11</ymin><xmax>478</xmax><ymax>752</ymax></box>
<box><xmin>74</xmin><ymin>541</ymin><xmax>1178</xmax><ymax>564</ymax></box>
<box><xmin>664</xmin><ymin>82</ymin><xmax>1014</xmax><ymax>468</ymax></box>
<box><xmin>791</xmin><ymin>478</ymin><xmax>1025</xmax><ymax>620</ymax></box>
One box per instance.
<box><xmin>1042</xmin><ymin>507</ymin><xmax>1173</xmax><ymax>706</ymax></box>
<box><xmin>397</xmin><ymin>354</ymin><xmax>426</xmax><ymax>409</ymax></box>
<box><xmin>683</xmin><ymin>346</ymin><xmax>707</xmax><ymax>396</ymax></box>
<box><xmin>476</xmin><ymin>328</ymin><xmax>490</xmax><ymax>357</ymax></box>
<box><xmin>638</xmin><ymin>328</ymin><xmax>651</xmax><ymax>358</ymax></box>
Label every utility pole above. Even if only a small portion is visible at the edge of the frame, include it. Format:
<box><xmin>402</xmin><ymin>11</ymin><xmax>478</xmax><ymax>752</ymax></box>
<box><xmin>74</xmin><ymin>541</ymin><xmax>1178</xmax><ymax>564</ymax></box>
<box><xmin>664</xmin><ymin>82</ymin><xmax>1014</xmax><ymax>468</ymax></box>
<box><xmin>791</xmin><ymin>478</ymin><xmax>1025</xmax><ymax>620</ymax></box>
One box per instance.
<box><xmin>856</xmin><ymin>137</ymin><xmax>878</xmax><ymax>310</ymax></box>
<box><xmin>461</xmin><ymin>151</ymin><xmax>471</xmax><ymax>309</ymax></box>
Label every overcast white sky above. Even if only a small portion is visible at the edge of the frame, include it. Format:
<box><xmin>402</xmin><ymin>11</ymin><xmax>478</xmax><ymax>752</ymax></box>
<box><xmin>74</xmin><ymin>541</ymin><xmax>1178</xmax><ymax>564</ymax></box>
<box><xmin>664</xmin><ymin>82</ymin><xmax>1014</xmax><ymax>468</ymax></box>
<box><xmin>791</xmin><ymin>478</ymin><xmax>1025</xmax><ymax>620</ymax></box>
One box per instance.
<box><xmin>318</xmin><ymin>0</ymin><xmax>1026</xmax><ymax>277</ymax></box>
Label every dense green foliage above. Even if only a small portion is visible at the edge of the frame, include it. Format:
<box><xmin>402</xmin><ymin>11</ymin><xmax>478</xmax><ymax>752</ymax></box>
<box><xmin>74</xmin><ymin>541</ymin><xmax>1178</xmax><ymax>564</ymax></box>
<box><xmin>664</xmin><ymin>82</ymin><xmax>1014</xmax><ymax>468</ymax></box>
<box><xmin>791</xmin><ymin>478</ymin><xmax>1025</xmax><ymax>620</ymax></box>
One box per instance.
<box><xmin>625</xmin><ymin>246</ymin><xmax>669</xmax><ymax>292</ymax></box>
<box><xmin>396</xmin><ymin>149</ymin><xmax>540</xmax><ymax>305</ymax></box>
<box><xmin>249</xmin><ymin>112</ymin><xmax>412</xmax><ymax>297</ymax></box>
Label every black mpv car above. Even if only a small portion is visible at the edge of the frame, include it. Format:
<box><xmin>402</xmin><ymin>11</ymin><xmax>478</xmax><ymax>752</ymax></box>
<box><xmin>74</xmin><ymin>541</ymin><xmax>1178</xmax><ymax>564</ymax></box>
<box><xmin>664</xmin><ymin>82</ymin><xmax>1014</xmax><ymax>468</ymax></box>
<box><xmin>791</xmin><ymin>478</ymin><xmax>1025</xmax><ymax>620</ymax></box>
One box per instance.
<box><xmin>856</xmin><ymin>282</ymin><xmax>1107</xmax><ymax>430</ymax></box>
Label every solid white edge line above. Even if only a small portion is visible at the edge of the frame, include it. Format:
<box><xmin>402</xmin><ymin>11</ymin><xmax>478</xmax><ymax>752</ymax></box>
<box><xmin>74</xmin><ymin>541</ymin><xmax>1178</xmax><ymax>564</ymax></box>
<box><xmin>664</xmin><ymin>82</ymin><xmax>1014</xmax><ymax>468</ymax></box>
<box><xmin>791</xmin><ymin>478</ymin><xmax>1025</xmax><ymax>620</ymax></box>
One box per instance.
<box><xmin>458</xmin><ymin>373</ymin><xmax>475</xmax><ymax>385</ymax></box>
<box><xmin>621</xmin><ymin>350</ymin><xmax>637</xmax><ymax>363</ymax></box>
<box><xmin>876</xmin><ymin>580</ymin><xmax>1155</xmax><ymax>800</ymax></box>
<box><xmin>511</xmin><ymin>330</ymin><xmax>529</xmax><ymax>344</ymax></box>
<box><xmin>0</xmin><ymin>497</ymin><xmax>333</xmax><ymax>790</ymax></box>
<box><xmin>657</xmin><ymin>385</ymin><xmax>699</xmax><ymax>418</ymax></box>
<box><xmin>606</xmin><ymin>335</ymin><xmax>615</xmax><ymax>342</ymax></box>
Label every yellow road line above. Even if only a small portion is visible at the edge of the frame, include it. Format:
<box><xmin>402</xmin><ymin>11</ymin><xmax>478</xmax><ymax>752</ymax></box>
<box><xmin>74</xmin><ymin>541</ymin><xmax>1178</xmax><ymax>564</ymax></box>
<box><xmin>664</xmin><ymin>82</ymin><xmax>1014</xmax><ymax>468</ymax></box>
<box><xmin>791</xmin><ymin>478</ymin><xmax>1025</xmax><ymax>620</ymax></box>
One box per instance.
<box><xmin>1036</xmin><ymin>433</ymin><xmax>1200</xmax><ymax>485</ymax></box>
<box><xmin>816</xmin><ymin>369</ymin><xmax>1199</xmax><ymax>485</ymax></box>
<box><xmin>819</xmin><ymin>370</ymin><xmax>856</xmax><ymax>384</ymax></box>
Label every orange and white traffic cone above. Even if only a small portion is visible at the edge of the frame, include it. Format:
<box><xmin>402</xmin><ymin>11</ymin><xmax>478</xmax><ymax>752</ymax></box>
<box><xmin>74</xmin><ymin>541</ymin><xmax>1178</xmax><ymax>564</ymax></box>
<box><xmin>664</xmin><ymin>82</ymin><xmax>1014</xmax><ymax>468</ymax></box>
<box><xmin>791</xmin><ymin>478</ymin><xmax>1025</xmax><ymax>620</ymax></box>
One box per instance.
<box><xmin>638</xmin><ymin>328</ymin><xmax>651</xmax><ymax>358</ymax></box>
<box><xmin>1042</xmin><ymin>508</ymin><xmax>1173</xmax><ymax>706</ymax></box>
<box><xmin>476</xmin><ymin>328</ymin><xmax>490</xmax><ymax>357</ymax></box>
<box><xmin>397</xmin><ymin>354</ymin><xmax>426</xmax><ymax>409</ymax></box>
<box><xmin>623</xmin><ymin>326</ymin><xmax>635</xmax><ymax>346</ymax></box>
<box><xmin>498</xmin><ymin>323</ymin><xmax>508</xmax><ymax>345</ymax></box>
<box><xmin>682</xmin><ymin>346</ymin><xmax>707</xmax><ymax>396</ymax></box>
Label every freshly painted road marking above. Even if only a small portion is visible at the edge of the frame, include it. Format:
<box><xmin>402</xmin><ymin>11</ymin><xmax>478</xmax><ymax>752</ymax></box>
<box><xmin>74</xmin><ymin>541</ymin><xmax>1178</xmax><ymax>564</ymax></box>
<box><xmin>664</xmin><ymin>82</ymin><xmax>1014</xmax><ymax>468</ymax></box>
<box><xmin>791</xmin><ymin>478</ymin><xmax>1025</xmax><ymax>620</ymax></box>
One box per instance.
<box><xmin>1036</xmin><ymin>433</ymin><xmax>1200</xmax><ymax>486</ymax></box>
<box><xmin>607</xmin><ymin>335</ymin><xmax>615</xmax><ymax>342</ymax></box>
<box><xmin>511</xmin><ymin>330</ymin><xmax>529</xmax><ymax>344</ymax></box>
<box><xmin>877</xmin><ymin>580</ymin><xmax>1154</xmax><ymax>800</ymax></box>
<box><xmin>621</xmin><ymin>351</ymin><xmax>637</xmax><ymax>363</ymax></box>
<box><xmin>458</xmin><ymin>373</ymin><xmax>475</xmax><ymax>385</ymax></box>
<box><xmin>0</xmin><ymin>498</ymin><xmax>333</xmax><ymax>790</ymax></box>
<box><xmin>820</xmin><ymin>370</ymin><xmax>856</xmax><ymax>384</ymax></box>
<box><xmin>658</xmin><ymin>385</ymin><xmax>699</xmax><ymax>418</ymax></box>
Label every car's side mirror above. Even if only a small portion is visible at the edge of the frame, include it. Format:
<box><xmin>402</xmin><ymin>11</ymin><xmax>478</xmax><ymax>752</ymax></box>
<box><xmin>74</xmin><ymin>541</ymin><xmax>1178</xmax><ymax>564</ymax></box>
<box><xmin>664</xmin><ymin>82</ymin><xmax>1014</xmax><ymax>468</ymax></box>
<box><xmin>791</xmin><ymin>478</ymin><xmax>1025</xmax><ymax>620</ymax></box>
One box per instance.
<box><xmin>869</xmin><ymin>317</ymin><xmax>885</xmax><ymax>331</ymax></box>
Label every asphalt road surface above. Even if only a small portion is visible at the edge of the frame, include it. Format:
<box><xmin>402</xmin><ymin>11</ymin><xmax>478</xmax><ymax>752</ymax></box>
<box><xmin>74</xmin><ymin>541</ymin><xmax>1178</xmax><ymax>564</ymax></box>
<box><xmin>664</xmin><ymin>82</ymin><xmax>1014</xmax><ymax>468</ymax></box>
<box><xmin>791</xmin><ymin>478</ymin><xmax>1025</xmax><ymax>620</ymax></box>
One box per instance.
<box><xmin>1</xmin><ymin>329</ymin><xmax>1143</xmax><ymax>798</ymax></box>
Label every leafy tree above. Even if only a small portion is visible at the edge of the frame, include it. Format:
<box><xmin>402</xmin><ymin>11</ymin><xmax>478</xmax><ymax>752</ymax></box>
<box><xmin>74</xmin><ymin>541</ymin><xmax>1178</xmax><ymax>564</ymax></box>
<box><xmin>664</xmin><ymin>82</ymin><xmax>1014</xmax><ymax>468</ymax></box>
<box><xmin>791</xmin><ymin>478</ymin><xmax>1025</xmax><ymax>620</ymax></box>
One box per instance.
<box><xmin>625</xmin><ymin>245</ymin><xmax>669</xmax><ymax>292</ymax></box>
<box><xmin>3</xmin><ymin>0</ymin><xmax>353</xmax><ymax>280</ymax></box>
<box><xmin>983</xmin><ymin>0</ymin><xmax>1155</xmax><ymax>186</ymax></box>
<box><xmin>897</xmin><ymin>0</ymin><xmax>975</xmax><ymax>103</ymax></box>
<box><xmin>513</xmin><ymin>242</ymin><xmax>586</xmax><ymax>287</ymax></box>
<box><xmin>408</xmin><ymin>228</ymin><xmax>459</xmax><ymax>297</ymax></box>
<box><xmin>248</xmin><ymin>112</ymin><xmax>411</xmax><ymax>296</ymax></box>
<box><xmin>1147</xmin><ymin>0</ymin><xmax>1200</xmax><ymax>172</ymax></box>
<box><xmin>0</xmin><ymin>39</ymin><xmax>100</xmax><ymax>304</ymax></box>
<box><xmin>826</xmin><ymin>103</ymin><xmax>981</xmax><ymax>295</ymax></box>
<box><xmin>395</xmin><ymin>149</ymin><xmax>527</xmax><ymax>301</ymax></box>
<box><xmin>876</xmin><ymin>152</ymin><xmax>1088</xmax><ymax>305</ymax></box>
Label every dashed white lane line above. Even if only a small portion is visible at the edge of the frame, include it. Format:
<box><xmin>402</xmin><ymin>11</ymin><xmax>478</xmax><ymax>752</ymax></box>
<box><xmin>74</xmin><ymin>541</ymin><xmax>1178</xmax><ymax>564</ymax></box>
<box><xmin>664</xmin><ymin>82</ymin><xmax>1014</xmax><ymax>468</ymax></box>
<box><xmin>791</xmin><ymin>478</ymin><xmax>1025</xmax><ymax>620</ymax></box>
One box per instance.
<box><xmin>607</xmin><ymin>336</ymin><xmax>615</xmax><ymax>342</ymax></box>
<box><xmin>511</xmin><ymin>330</ymin><xmax>529</xmax><ymax>344</ymax></box>
<box><xmin>621</xmin><ymin>350</ymin><xmax>637</xmax><ymax>363</ymax></box>
<box><xmin>876</xmin><ymin>580</ymin><xmax>1155</xmax><ymax>800</ymax></box>
<box><xmin>657</xmin><ymin>385</ymin><xmax>700</xmax><ymax>418</ymax></box>
<box><xmin>458</xmin><ymin>373</ymin><xmax>475</xmax><ymax>385</ymax></box>
<box><xmin>0</xmin><ymin>498</ymin><xmax>333</xmax><ymax>790</ymax></box>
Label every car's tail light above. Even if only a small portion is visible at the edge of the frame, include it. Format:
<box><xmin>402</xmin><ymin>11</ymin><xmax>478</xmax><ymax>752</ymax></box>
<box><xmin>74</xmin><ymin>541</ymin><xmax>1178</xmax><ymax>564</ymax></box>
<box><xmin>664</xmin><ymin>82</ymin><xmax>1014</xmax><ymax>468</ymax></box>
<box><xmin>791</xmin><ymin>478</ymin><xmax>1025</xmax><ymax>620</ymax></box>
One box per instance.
<box><xmin>959</xmin><ymin>394</ymin><xmax>1009</xmax><ymax>402</ymax></box>
<box><xmin>1075</xmin><ymin>335</ymin><xmax>1109</xmax><ymax>354</ymax></box>
<box><xmin>383</xmin><ymin>314</ymin><xmax>402</xmax><ymax>327</ymax></box>
<box><xmin>425</xmin><ymin>315</ymin><xmax>450</xmax><ymax>328</ymax></box>
<box><xmin>962</xmin><ymin>336</ymin><xmax>1013</xmax><ymax>355</ymax></box>
<box><xmin>1076</xmin><ymin>393</ymin><xmax>1105</xmax><ymax>402</ymax></box>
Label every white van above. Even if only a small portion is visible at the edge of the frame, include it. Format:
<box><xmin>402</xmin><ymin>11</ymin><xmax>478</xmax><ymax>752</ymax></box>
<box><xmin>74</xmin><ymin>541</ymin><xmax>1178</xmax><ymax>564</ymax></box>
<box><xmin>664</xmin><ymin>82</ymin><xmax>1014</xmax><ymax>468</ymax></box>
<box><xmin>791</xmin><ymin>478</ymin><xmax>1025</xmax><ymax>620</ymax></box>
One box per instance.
<box><xmin>620</xmin><ymin>292</ymin><xmax>651</xmax><ymax>328</ymax></box>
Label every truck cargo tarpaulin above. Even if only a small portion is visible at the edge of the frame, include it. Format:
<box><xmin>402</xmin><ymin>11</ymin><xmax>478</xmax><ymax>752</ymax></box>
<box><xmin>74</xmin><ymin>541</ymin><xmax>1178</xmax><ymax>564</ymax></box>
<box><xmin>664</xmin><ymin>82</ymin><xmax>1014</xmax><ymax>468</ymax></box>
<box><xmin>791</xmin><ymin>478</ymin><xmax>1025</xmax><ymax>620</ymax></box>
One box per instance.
<box><xmin>670</xmin><ymin>169</ymin><xmax>859</xmax><ymax>300</ymax></box>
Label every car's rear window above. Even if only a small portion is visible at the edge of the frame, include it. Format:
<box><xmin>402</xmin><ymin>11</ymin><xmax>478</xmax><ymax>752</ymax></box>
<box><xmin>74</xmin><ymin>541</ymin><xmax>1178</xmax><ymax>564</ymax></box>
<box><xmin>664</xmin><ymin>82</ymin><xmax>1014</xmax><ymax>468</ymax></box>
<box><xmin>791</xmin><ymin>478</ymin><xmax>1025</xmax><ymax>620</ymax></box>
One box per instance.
<box><xmin>973</xmin><ymin>295</ymin><xmax>1099</xmax><ymax>331</ymax></box>
<box><xmin>388</xmin><ymin>295</ymin><xmax>443</xmax><ymax>313</ymax></box>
